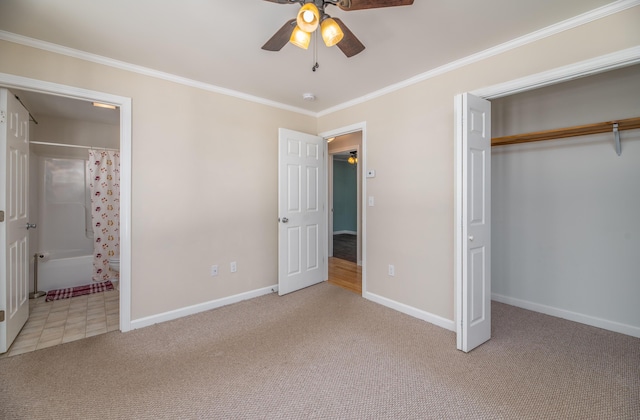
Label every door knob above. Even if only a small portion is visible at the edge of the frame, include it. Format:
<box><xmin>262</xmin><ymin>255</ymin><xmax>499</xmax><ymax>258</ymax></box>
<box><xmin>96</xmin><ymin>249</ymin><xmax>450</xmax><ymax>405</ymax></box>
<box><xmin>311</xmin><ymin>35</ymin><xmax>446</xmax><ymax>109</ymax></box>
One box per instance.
<box><xmin>26</xmin><ymin>223</ymin><xmax>37</xmax><ymax>230</ymax></box>
<box><xmin>281</xmin><ymin>217</ymin><xmax>289</xmax><ymax>223</ymax></box>
<box><xmin>468</xmin><ymin>235</ymin><xmax>474</xmax><ymax>241</ymax></box>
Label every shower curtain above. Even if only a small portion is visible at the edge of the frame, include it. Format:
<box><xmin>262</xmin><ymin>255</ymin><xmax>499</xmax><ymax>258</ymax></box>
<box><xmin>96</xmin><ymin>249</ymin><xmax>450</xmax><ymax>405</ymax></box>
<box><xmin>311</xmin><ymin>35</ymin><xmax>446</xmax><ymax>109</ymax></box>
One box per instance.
<box><xmin>88</xmin><ymin>149</ymin><xmax>120</xmax><ymax>282</ymax></box>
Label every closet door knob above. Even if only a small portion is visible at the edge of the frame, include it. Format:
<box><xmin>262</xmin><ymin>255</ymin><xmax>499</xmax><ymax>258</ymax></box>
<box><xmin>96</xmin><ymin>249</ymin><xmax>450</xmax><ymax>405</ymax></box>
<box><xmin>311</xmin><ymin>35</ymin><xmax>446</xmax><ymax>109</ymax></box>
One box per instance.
<box><xmin>468</xmin><ymin>235</ymin><xmax>474</xmax><ymax>241</ymax></box>
<box><xmin>26</xmin><ymin>223</ymin><xmax>37</xmax><ymax>230</ymax></box>
<box><xmin>281</xmin><ymin>217</ymin><xmax>289</xmax><ymax>223</ymax></box>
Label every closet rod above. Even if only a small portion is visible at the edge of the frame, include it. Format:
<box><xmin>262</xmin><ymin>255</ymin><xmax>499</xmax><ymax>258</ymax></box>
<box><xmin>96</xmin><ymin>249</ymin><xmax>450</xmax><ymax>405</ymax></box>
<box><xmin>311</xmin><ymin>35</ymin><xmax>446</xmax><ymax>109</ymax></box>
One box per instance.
<box><xmin>492</xmin><ymin>116</ymin><xmax>640</xmax><ymax>147</ymax></box>
<box><xmin>30</xmin><ymin>141</ymin><xmax>118</xmax><ymax>151</ymax></box>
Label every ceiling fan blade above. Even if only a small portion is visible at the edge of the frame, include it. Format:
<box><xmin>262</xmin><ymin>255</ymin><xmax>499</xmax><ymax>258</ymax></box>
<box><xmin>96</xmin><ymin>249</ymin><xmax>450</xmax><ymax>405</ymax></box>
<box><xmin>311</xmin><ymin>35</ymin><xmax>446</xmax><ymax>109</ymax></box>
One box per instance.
<box><xmin>262</xmin><ymin>19</ymin><xmax>297</xmax><ymax>51</ymax></box>
<box><xmin>334</xmin><ymin>18</ymin><xmax>365</xmax><ymax>58</ymax></box>
<box><xmin>338</xmin><ymin>0</ymin><xmax>414</xmax><ymax>11</ymax></box>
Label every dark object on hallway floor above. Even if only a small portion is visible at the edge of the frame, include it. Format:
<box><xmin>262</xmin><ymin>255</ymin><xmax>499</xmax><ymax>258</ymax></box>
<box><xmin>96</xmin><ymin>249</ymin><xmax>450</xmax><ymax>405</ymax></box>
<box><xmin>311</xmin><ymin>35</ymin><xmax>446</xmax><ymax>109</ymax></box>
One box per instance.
<box><xmin>333</xmin><ymin>233</ymin><xmax>356</xmax><ymax>263</ymax></box>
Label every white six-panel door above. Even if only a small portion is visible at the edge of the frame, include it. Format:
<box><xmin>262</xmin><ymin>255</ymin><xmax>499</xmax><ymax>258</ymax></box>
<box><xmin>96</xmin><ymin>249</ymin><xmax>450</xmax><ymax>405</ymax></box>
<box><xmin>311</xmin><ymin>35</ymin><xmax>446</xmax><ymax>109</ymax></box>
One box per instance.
<box><xmin>0</xmin><ymin>88</ymin><xmax>30</xmax><ymax>353</ymax></box>
<box><xmin>456</xmin><ymin>93</ymin><xmax>491</xmax><ymax>352</ymax></box>
<box><xmin>278</xmin><ymin>128</ymin><xmax>326</xmax><ymax>295</ymax></box>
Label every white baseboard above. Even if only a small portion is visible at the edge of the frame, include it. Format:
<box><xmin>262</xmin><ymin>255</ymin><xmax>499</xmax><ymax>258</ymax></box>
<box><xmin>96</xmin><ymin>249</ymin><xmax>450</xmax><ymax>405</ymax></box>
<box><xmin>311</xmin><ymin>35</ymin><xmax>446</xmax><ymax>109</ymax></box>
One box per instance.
<box><xmin>492</xmin><ymin>293</ymin><xmax>640</xmax><ymax>338</ymax></box>
<box><xmin>364</xmin><ymin>292</ymin><xmax>456</xmax><ymax>332</ymax></box>
<box><xmin>333</xmin><ymin>231</ymin><xmax>356</xmax><ymax>235</ymax></box>
<box><xmin>130</xmin><ymin>285</ymin><xmax>278</xmax><ymax>330</ymax></box>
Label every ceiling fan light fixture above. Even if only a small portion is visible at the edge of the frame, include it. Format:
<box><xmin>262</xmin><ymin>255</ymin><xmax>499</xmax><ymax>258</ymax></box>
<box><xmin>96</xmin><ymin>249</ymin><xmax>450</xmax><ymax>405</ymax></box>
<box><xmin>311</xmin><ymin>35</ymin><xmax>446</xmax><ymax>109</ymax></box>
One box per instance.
<box><xmin>290</xmin><ymin>25</ymin><xmax>311</xmax><ymax>49</ymax></box>
<box><xmin>320</xmin><ymin>17</ymin><xmax>344</xmax><ymax>47</ymax></box>
<box><xmin>296</xmin><ymin>3</ymin><xmax>320</xmax><ymax>33</ymax></box>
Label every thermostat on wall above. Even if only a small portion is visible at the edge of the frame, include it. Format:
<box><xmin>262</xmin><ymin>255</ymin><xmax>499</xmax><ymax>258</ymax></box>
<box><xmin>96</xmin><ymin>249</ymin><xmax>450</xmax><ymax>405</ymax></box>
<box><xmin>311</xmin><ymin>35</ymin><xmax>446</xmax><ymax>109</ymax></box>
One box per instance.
<box><xmin>366</xmin><ymin>169</ymin><xmax>376</xmax><ymax>178</ymax></box>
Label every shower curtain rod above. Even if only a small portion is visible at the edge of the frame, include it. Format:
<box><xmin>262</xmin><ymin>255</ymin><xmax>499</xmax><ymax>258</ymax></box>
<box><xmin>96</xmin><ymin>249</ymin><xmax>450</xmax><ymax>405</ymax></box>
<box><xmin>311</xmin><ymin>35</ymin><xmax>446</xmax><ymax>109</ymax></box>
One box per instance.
<box><xmin>29</xmin><ymin>141</ymin><xmax>119</xmax><ymax>151</ymax></box>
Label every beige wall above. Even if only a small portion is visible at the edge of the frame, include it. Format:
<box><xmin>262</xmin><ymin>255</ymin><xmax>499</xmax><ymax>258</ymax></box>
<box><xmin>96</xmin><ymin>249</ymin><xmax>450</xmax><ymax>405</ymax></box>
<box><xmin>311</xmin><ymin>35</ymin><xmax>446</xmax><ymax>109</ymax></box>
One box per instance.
<box><xmin>317</xmin><ymin>7</ymin><xmax>640</xmax><ymax>321</ymax></box>
<box><xmin>0</xmin><ymin>39</ymin><xmax>315</xmax><ymax>320</ymax></box>
<box><xmin>1</xmin><ymin>5</ymin><xmax>637</xmax><ymax>326</ymax></box>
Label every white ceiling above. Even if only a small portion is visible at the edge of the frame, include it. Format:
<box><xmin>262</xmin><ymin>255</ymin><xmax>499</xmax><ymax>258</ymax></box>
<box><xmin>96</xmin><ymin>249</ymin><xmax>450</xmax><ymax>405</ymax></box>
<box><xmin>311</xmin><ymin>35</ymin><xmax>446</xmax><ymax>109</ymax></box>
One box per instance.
<box><xmin>0</xmin><ymin>0</ymin><xmax>620</xmax><ymax>124</ymax></box>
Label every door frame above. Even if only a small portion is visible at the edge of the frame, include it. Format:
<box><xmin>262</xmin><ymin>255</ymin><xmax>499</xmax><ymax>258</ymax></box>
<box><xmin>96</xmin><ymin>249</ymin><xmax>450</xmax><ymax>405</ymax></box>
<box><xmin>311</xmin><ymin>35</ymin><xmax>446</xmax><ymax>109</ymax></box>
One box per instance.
<box><xmin>0</xmin><ymin>72</ymin><xmax>133</xmax><ymax>332</ymax></box>
<box><xmin>454</xmin><ymin>47</ymin><xmax>640</xmax><ymax>348</ymax></box>
<box><xmin>319</xmin><ymin>122</ymin><xmax>367</xmax><ymax>294</ymax></box>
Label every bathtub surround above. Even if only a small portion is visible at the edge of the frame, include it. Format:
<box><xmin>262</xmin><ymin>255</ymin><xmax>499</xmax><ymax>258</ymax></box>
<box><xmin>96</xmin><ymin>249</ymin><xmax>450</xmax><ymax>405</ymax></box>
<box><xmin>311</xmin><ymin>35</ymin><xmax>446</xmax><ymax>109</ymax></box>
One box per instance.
<box><xmin>36</xmin><ymin>252</ymin><xmax>94</xmax><ymax>292</ymax></box>
<box><xmin>88</xmin><ymin>149</ymin><xmax>120</xmax><ymax>282</ymax></box>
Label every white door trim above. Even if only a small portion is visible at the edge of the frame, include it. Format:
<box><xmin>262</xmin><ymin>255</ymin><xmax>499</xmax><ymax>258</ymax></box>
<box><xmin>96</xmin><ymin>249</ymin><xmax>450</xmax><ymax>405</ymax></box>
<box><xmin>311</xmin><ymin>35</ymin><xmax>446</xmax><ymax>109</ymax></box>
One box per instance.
<box><xmin>0</xmin><ymin>72</ymin><xmax>133</xmax><ymax>332</ymax></box>
<box><xmin>454</xmin><ymin>47</ymin><xmax>640</xmax><ymax>344</ymax></box>
<box><xmin>472</xmin><ymin>46</ymin><xmax>640</xmax><ymax>99</ymax></box>
<box><xmin>319</xmin><ymin>122</ymin><xmax>367</xmax><ymax>293</ymax></box>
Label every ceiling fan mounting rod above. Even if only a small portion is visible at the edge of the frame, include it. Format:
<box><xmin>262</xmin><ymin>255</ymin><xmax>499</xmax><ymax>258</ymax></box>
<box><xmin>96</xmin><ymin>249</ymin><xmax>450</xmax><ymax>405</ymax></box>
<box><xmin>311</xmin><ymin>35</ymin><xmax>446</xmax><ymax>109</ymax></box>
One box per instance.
<box><xmin>284</xmin><ymin>0</ymin><xmax>341</xmax><ymax>13</ymax></box>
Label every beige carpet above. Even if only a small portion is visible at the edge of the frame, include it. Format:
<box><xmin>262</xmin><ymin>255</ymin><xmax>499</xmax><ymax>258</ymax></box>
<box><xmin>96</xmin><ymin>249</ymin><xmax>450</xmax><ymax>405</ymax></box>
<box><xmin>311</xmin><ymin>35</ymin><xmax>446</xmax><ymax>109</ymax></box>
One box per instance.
<box><xmin>0</xmin><ymin>282</ymin><xmax>638</xmax><ymax>419</ymax></box>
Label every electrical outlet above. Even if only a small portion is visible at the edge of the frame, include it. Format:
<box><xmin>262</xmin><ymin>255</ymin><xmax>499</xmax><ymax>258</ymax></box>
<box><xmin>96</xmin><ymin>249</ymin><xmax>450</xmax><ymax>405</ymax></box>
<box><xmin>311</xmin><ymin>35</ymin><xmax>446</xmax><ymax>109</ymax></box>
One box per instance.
<box><xmin>388</xmin><ymin>264</ymin><xmax>395</xmax><ymax>276</ymax></box>
<box><xmin>211</xmin><ymin>265</ymin><xmax>218</xmax><ymax>276</ymax></box>
<box><xmin>230</xmin><ymin>261</ymin><xmax>237</xmax><ymax>273</ymax></box>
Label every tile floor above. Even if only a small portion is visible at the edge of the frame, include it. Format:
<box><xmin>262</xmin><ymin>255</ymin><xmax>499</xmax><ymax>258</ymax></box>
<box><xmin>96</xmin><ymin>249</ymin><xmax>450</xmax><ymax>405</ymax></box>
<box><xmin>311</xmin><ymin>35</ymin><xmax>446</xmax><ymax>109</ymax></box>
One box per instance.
<box><xmin>0</xmin><ymin>289</ymin><xmax>119</xmax><ymax>358</ymax></box>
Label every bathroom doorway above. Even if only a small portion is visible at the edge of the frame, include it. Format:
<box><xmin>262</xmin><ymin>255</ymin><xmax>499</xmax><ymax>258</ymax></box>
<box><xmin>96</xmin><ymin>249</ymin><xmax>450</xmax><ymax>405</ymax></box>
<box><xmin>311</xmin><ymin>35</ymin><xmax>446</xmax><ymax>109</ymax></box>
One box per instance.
<box><xmin>0</xmin><ymin>77</ymin><xmax>131</xmax><ymax>357</ymax></box>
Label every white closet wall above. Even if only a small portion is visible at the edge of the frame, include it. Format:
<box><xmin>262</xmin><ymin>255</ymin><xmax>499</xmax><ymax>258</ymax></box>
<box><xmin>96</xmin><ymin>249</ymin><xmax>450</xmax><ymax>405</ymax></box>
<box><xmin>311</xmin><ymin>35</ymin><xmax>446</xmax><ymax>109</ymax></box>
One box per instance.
<box><xmin>491</xmin><ymin>65</ymin><xmax>640</xmax><ymax>337</ymax></box>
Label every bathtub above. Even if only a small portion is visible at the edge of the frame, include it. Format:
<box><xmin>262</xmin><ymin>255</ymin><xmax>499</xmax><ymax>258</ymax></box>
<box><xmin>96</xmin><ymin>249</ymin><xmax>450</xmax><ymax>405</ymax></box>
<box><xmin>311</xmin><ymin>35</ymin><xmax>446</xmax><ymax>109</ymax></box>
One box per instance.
<box><xmin>37</xmin><ymin>250</ymin><xmax>94</xmax><ymax>292</ymax></box>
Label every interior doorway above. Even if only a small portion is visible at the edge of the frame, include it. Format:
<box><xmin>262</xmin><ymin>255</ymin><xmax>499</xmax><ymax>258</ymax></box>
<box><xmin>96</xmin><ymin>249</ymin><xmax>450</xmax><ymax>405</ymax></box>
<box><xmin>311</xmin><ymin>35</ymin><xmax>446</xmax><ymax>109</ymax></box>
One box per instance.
<box><xmin>323</xmin><ymin>126</ymin><xmax>365</xmax><ymax>295</ymax></box>
<box><xmin>0</xmin><ymin>73</ymin><xmax>132</xmax><ymax>345</ymax></box>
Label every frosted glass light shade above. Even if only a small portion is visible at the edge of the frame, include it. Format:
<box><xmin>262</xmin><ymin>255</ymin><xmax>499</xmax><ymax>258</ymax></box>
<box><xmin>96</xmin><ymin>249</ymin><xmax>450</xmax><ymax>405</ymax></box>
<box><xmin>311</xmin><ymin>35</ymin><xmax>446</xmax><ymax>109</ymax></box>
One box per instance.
<box><xmin>296</xmin><ymin>3</ymin><xmax>320</xmax><ymax>33</ymax></box>
<box><xmin>321</xmin><ymin>18</ymin><xmax>343</xmax><ymax>47</ymax></box>
<box><xmin>290</xmin><ymin>26</ymin><xmax>311</xmax><ymax>49</ymax></box>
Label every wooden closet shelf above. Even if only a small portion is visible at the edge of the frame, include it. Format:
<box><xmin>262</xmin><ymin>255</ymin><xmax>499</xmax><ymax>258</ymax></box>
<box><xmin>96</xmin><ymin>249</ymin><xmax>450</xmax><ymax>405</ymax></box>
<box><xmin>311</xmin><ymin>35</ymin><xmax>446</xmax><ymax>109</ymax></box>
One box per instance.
<box><xmin>492</xmin><ymin>116</ymin><xmax>640</xmax><ymax>147</ymax></box>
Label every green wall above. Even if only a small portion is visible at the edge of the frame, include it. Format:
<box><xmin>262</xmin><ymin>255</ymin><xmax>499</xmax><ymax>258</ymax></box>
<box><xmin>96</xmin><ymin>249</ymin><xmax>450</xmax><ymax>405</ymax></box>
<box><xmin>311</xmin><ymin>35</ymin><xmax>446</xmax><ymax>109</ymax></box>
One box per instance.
<box><xmin>333</xmin><ymin>159</ymin><xmax>357</xmax><ymax>233</ymax></box>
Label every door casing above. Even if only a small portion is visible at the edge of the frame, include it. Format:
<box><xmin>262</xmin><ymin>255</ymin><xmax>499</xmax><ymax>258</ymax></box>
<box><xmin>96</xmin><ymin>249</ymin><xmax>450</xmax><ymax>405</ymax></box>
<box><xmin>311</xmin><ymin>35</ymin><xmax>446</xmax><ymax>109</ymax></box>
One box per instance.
<box><xmin>320</xmin><ymin>122</ymin><xmax>367</xmax><ymax>294</ymax></box>
<box><xmin>0</xmin><ymin>72</ymin><xmax>133</xmax><ymax>332</ymax></box>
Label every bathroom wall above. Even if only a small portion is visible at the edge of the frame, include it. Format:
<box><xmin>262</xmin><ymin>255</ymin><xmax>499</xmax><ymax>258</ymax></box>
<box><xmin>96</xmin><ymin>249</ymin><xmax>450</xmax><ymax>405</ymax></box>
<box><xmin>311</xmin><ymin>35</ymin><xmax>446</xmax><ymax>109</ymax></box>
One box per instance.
<box><xmin>28</xmin><ymin>115</ymin><xmax>119</xmax><ymax>291</ymax></box>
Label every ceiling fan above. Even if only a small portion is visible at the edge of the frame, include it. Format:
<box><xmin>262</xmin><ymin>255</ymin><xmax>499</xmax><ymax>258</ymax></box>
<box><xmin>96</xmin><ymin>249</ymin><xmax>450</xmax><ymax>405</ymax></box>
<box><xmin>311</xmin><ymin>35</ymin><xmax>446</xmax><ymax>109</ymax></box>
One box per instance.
<box><xmin>262</xmin><ymin>0</ymin><xmax>414</xmax><ymax>58</ymax></box>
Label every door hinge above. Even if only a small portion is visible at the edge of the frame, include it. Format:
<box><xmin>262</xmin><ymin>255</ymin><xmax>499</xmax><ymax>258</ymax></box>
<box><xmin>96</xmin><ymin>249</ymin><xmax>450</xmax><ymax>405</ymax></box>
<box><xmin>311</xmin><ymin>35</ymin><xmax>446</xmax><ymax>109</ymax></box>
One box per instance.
<box><xmin>0</xmin><ymin>109</ymin><xmax>6</xmax><ymax>124</ymax></box>
<box><xmin>0</xmin><ymin>210</ymin><xmax>4</xmax><ymax>222</ymax></box>
<box><xmin>0</xmin><ymin>310</ymin><xmax>5</xmax><ymax>322</ymax></box>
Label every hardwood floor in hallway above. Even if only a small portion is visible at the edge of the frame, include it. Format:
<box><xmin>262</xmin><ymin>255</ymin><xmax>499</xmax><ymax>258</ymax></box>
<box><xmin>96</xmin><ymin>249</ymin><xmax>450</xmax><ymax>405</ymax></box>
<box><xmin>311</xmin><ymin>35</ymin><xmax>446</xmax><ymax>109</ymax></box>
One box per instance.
<box><xmin>328</xmin><ymin>257</ymin><xmax>362</xmax><ymax>294</ymax></box>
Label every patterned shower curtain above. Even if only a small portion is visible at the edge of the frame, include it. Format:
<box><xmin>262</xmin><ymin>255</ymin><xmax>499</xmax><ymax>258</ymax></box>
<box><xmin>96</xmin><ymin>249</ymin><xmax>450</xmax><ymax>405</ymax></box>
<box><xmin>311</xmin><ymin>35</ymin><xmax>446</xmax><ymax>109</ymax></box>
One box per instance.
<box><xmin>88</xmin><ymin>150</ymin><xmax>120</xmax><ymax>282</ymax></box>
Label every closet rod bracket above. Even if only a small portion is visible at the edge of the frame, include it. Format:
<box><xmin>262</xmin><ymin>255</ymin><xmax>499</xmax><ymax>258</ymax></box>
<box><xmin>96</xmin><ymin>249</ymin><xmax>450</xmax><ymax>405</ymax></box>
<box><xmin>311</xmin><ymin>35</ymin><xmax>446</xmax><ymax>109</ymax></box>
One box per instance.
<box><xmin>613</xmin><ymin>123</ymin><xmax>621</xmax><ymax>156</ymax></box>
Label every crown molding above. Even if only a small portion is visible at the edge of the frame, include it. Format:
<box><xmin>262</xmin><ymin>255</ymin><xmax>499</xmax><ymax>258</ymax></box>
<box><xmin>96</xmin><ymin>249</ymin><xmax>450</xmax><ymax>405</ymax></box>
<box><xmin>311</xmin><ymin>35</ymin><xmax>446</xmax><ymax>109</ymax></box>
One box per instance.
<box><xmin>0</xmin><ymin>30</ymin><xmax>316</xmax><ymax>118</ymax></box>
<box><xmin>1</xmin><ymin>0</ymin><xmax>638</xmax><ymax>118</ymax></box>
<box><xmin>317</xmin><ymin>0</ymin><xmax>640</xmax><ymax>117</ymax></box>
<box><xmin>472</xmin><ymin>46</ymin><xmax>640</xmax><ymax>99</ymax></box>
